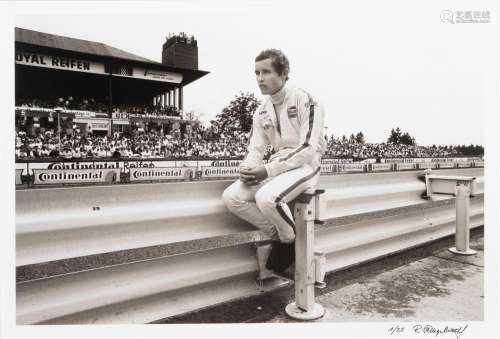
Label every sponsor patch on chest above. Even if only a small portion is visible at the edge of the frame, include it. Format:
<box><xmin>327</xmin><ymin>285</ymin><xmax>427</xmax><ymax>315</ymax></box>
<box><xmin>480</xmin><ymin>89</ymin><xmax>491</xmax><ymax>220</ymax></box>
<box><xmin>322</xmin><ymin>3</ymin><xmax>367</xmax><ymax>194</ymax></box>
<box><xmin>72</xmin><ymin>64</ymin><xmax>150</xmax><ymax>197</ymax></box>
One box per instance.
<box><xmin>287</xmin><ymin>106</ymin><xmax>298</xmax><ymax>117</ymax></box>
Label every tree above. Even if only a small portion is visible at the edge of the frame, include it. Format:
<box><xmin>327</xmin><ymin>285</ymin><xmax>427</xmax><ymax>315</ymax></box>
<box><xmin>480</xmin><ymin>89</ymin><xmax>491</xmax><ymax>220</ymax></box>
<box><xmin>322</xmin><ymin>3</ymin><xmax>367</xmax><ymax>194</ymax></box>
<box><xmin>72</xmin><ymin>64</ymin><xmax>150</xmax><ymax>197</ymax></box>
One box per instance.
<box><xmin>387</xmin><ymin>127</ymin><xmax>402</xmax><ymax>144</ymax></box>
<box><xmin>215</xmin><ymin>92</ymin><xmax>261</xmax><ymax>134</ymax></box>
<box><xmin>355</xmin><ymin>131</ymin><xmax>365</xmax><ymax>144</ymax></box>
<box><xmin>349</xmin><ymin>133</ymin><xmax>356</xmax><ymax>142</ymax></box>
<box><xmin>400</xmin><ymin>132</ymin><xmax>415</xmax><ymax>146</ymax></box>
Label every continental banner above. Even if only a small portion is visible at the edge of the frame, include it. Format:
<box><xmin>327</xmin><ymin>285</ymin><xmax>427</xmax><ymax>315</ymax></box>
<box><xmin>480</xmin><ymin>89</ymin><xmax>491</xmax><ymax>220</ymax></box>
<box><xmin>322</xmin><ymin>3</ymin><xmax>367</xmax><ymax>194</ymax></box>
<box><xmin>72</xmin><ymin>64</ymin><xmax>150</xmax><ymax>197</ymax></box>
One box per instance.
<box><xmin>129</xmin><ymin>167</ymin><xmax>194</xmax><ymax>181</ymax></box>
<box><xmin>18</xmin><ymin>160</ymin><xmax>174</xmax><ymax>175</ymax></box>
<box><xmin>16</xmin><ymin>169</ymin><xmax>23</xmax><ymax>185</ymax></box>
<box><xmin>200</xmin><ymin>166</ymin><xmax>239</xmax><ymax>178</ymax></box>
<box><xmin>197</xmin><ymin>159</ymin><xmax>243</xmax><ymax>169</ymax></box>
<box><xmin>33</xmin><ymin>168</ymin><xmax>120</xmax><ymax>185</ymax></box>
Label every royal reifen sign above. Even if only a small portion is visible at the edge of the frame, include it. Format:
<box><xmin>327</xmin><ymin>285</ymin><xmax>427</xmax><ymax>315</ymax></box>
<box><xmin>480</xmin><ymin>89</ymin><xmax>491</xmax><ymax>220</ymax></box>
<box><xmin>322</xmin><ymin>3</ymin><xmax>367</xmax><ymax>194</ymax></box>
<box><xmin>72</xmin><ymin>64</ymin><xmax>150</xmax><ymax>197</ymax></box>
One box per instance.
<box><xmin>33</xmin><ymin>168</ymin><xmax>120</xmax><ymax>185</ymax></box>
<box><xmin>129</xmin><ymin>167</ymin><xmax>194</xmax><ymax>181</ymax></box>
<box><xmin>15</xmin><ymin>51</ymin><xmax>106</xmax><ymax>75</ymax></box>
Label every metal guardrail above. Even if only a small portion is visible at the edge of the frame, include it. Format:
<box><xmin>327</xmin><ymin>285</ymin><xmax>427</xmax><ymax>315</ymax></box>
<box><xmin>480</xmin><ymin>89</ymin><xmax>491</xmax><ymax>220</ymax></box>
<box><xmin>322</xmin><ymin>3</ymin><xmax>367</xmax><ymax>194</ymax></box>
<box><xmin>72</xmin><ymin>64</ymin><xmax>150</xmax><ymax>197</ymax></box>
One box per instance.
<box><xmin>15</xmin><ymin>158</ymin><xmax>484</xmax><ymax>188</ymax></box>
<box><xmin>16</xmin><ymin>168</ymin><xmax>484</xmax><ymax>324</ymax></box>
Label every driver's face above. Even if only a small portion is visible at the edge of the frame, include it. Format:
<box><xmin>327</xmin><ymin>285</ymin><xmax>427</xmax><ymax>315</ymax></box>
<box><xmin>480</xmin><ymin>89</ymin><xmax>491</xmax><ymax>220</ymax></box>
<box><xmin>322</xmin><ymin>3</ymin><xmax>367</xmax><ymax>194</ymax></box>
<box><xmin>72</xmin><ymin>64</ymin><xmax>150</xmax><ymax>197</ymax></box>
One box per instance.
<box><xmin>255</xmin><ymin>58</ymin><xmax>286</xmax><ymax>95</ymax></box>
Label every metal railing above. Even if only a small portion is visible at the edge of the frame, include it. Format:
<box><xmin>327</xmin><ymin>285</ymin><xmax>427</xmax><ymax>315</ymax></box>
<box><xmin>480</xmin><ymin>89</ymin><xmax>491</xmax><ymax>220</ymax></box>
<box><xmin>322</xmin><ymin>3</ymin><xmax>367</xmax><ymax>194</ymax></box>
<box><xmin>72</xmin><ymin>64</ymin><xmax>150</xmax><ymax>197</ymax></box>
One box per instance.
<box><xmin>16</xmin><ymin>167</ymin><xmax>484</xmax><ymax>324</ymax></box>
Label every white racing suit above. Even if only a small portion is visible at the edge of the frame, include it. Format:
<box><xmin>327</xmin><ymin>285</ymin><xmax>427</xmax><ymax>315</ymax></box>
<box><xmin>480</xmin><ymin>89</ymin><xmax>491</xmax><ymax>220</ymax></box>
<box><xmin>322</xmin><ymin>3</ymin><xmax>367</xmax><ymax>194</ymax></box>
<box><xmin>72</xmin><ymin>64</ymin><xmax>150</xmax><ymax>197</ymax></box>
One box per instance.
<box><xmin>222</xmin><ymin>84</ymin><xmax>326</xmax><ymax>243</ymax></box>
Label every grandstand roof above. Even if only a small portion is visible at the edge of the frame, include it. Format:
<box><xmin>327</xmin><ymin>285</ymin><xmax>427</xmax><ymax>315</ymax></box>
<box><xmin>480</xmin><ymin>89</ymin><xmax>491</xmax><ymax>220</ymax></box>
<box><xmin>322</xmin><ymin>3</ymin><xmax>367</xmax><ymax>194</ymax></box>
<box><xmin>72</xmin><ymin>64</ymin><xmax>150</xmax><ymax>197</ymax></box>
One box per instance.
<box><xmin>15</xmin><ymin>27</ymin><xmax>157</xmax><ymax>64</ymax></box>
<box><xmin>15</xmin><ymin>27</ymin><xmax>209</xmax><ymax>86</ymax></box>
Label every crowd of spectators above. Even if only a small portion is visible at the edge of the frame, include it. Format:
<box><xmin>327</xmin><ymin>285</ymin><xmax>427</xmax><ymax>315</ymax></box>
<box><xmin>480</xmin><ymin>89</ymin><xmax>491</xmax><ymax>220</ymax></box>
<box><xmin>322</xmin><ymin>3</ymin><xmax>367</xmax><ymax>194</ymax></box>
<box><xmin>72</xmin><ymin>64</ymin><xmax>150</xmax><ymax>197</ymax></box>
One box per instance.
<box><xmin>15</xmin><ymin>126</ymin><xmax>250</xmax><ymax>160</ymax></box>
<box><xmin>15</xmin><ymin>125</ymin><xmax>471</xmax><ymax>161</ymax></box>
<box><xmin>324</xmin><ymin>136</ymin><xmax>461</xmax><ymax>159</ymax></box>
<box><xmin>16</xmin><ymin>97</ymin><xmax>182</xmax><ymax>118</ymax></box>
<box><xmin>113</xmin><ymin>104</ymin><xmax>181</xmax><ymax>117</ymax></box>
<box><xmin>16</xmin><ymin>97</ymin><xmax>108</xmax><ymax>113</ymax></box>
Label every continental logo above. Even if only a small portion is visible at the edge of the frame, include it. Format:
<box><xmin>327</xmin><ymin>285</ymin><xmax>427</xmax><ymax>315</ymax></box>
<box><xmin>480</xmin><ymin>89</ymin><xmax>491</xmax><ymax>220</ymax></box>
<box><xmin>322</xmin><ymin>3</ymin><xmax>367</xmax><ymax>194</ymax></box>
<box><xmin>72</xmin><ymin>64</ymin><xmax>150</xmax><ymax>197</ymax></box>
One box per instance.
<box><xmin>210</xmin><ymin>160</ymin><xmax>242</xmax><ymax>167</ymax></box>
<box><xmin>47</xmin><ymin>161</ymin><xmax>154</xmax><ymax>170</ymax></box>
<box><xmin>131</xmin><ymin>168</ymin><xmax>183</xmax><ymax>179</ymax></box>
<box><xmin>37</xmin><ymin>171</ymin><xmax>104</xmax><ymax>182</ymax></box>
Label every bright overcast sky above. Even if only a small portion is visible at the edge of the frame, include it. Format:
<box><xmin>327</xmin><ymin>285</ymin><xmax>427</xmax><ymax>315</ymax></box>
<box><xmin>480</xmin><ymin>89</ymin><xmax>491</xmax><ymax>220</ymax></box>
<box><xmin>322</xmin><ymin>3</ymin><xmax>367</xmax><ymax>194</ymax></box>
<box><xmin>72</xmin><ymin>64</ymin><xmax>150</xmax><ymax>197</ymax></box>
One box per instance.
<box><xmin>7</xmin><ymin>0</ymin><xmax>496</xmax><ymax>146</ymax></box>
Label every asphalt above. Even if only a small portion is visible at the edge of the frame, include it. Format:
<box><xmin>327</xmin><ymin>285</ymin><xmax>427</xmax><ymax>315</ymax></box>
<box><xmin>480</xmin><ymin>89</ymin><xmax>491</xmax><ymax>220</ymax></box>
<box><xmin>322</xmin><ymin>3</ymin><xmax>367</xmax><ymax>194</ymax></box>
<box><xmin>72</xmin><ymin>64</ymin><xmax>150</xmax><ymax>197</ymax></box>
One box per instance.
<box><xmin>160</xmin><ymin>227</ymin><xmax>483</xmax><ymax>323</ymax></box>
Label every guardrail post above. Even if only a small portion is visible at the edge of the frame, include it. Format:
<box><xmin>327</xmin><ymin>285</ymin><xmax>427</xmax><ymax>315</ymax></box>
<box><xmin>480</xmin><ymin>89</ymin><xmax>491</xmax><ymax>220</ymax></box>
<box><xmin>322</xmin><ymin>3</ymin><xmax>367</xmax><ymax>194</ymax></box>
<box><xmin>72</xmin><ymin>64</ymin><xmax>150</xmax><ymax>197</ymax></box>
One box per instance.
<box><xmin>424</xmin><ymin>173</ymin><xmax>477</xmax><ymax>256</ymax></box>
<box><xmin>285</xmin><ymin>188</ymin><xmax>326</xmax><ymax>320</ymax></box>
<box><xmin>449</xmin><ymin>183</ymin><xmax>477</xmax><ymax>255</ymax></box>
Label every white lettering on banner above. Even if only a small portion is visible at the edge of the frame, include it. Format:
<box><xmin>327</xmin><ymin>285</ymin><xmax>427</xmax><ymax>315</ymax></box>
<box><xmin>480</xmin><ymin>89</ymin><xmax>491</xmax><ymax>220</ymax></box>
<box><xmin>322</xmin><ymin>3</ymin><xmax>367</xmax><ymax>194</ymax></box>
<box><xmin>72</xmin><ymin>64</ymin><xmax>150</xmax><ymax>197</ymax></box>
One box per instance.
<box><xmin>438</xmin><ymin>162</ymin><xmax>456</xmax><ymax>168</ymax></box>
<box><xmin>16</xmin><ymin>169</ymin><xmax>23</xmax><ymax>185</ymax></box>
<box><xmin>383</xmin><ymin>157</ymin><xmax>477</xmax><ymax>164</ymax></box>
<box><xmin>132</xmin><ymin>67</ymin><xmax>183</xmax><ymax>84</ymax></box>
<box><xmin>33</xmin><ymin>169</ymin><xmax>120</xmax><ymax>185</ymax></box>
<box><xmin>320</xmin><ymin>164</ymin><xmax>335</xmax><ymax>174</ymax></box>
<box><xmin>458</xmin><ymin>162</ymin><xmax>472</xmax><ymax>168</ymax></box>
<box><xmin>25</xmin><ymin>160</ymin><xmax>156</xmax><ymax>175</ymax></box>
<box><xmin>91</xmin><ymin>122</ymin><xmax>109</xmax><ymax>130</ymax></box>
<box><xmin>418</xmin><ymin>162</ymin><xmax>437</xmax><ymax>169</ymax></box>
<box><xmin>209</xmin><ymin>160</ymin><xmax>243</xmax><ymax>167</ymax></box>
<box><xmin>201</xmin><ymin>166</ymin><xmax>239</xmax><ymax>178</ymax></box>
<box><xmin>130</xmin><ymin>167</ymin><xmax>195</xmax><ymax>181</ymax></box>
<box><xmin>321</xmin><ymin>158</ymin><xmax>354</xmax><ymax>164</ymax></box>
<box><xmin>112</xmin><ymin>112</ymin><xmax>129</xmax><ymax>119</ymax></box>
<box><xmin>15</xmin><ymin>51</ymin><xmax>105</xmax><ymax>74</ymax></box>
<box><xmin>70</xmin><ymin>111</ymin><xmax>96</xmax><ymax>118</ymax></box>
<box><xmin>474</xmin><ymin>161</ymin><xmax>484</xmax><ymax>167</ymax></box>
<box><xmin>372</xmin><ymin>163</ymin><xmax>392</xmax><ymax>171</ymax></box>
<box><xmin>396</xmin><ymin>163</ymin><xmax>416</xmax><ymax>170</ymax></box>
<box><xmin>340</xmin><ymin>164</ymin><xmax>365</xmax><ymax>172</ymax></box>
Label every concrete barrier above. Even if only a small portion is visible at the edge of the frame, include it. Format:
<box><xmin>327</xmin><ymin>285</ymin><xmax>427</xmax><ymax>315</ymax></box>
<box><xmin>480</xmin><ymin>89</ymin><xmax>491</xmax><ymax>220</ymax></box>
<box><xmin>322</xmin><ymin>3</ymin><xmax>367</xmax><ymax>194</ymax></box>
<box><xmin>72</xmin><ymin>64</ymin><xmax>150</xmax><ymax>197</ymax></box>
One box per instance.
<box><xmin>16</xmin><ymin>167</ymin><xmax>484</xmax><ymax>324</ymax></box>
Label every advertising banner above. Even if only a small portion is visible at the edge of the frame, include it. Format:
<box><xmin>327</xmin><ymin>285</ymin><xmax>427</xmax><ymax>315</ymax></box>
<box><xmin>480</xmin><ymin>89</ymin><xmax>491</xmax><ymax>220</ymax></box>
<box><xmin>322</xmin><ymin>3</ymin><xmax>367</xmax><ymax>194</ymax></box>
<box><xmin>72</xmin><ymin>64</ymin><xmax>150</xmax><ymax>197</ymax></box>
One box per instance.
<box><xmin>438</xmin><ymin>162</ymin><xmax>456</xmax><ymax>168</ymax></box>
<box><xmin>20</xmin><ymin>159</ymin><xmax>164</xmax><ymax>175</ymax></box>
<box><xmin>320</xmin><ymin>163</ymin><xmax>335</xmax><ymax>175</ymax></box>
<box><xmin>418</xmin><ymin>162</ymin><xmax>437</xmax><ymax>169</ymax></box>
<box><xmin>133</xmin><ymin>67</ymin><xmax>183</xmax><ymax>84</ymax></box>
<box><xmin>458</xmin><ymin>162</ymin><xmax>473</xmax><ymax>168</ymax></box>
<box><xmin>200</xmin><ymin>166</ymin><xmax>239</xmax><ymax>178</ymax></box>
<box><xmin>395</xmin><ymin>163</ymin><xmax>416</xmax><ymax>171</ymax></box>
<box><xmin>474</xmin><ymin>161</ymin><xmax>484</xmax><ymax>167</ymax></box>
<box><xmin>372</xmin><ymin>163</ymin><xmax>392</xmax><ymax>171</ymax></box>
<box><xmin>129</xmin><ymin>167</ymin><xmax>194</xmax><ymax>181</ymax></box>
<box><xmin>339</xmin><ymin>163</ymin><xmax>365</xmax><ymax>172</ymax></box>
<box><xmin>321</xmin><ymin>158</ymin><xmax>354</xmax><ymax>164</ymax></box>
<box><xmin>16</xmin><ymin>169</ymin><xmax>23</xmax><ymax>185</ymax></box>
<box><xmin>16</xmin><ymin>51</ymin><xmax>105</xmax><ymax>75</ymax></box>
<box><xmin>33</xmin><ymin>168</ymin><xmax>120</xmax><ymax>185</ymax></box>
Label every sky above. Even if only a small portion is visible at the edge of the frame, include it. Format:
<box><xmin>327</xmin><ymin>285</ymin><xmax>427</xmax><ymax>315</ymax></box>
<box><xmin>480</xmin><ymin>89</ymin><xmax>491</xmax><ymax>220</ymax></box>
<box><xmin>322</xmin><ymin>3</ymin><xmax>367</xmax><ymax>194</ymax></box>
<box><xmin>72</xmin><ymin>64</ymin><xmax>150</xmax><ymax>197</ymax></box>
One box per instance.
<box><xmin>9</xmin><ymin>1</ymin><xmax>494</xmax><ymax>146</ymax></box>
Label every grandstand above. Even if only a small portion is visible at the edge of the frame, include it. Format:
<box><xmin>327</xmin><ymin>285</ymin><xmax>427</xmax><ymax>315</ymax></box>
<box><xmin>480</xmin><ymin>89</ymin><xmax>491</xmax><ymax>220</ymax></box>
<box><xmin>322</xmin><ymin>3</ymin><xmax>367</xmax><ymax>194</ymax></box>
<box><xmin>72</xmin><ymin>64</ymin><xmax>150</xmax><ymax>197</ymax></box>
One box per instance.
<box><xmin>15</xmin><ymin>27</ymin><xmax>209</xmax><ymax>139</ymax></box>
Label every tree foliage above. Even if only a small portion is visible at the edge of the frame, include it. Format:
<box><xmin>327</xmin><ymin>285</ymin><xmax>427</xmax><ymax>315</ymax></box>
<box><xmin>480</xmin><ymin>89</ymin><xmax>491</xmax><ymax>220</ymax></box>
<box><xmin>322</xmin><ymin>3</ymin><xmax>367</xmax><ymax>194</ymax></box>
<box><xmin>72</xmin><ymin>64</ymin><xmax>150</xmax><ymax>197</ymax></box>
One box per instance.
<box><xmin>455</xmin><ymin>144</ymin><xmax>484</xmax><ymax>156</ymax></box>
<box><xmin>215</xmin><ymin>92</ymin><xmax>261</xmax><ymax>134</ymax></box>
<box><xmin>355</xmin><ymin>131</ymin><xmax>365</xmax><ymax>144</ymax></box>
<box><xmin>388</xmin><ymin>127</ymin><xmax>416</xmax><ymax>146</ymax></box>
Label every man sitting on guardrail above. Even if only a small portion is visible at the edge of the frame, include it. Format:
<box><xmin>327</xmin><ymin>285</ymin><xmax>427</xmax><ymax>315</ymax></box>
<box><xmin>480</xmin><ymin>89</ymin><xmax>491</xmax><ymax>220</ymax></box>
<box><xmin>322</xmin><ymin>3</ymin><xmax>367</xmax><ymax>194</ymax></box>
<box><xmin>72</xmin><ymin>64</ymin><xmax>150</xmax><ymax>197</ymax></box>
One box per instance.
<box><xmin>222</xmin><ymin>49</ymin><xmax>326</xmax><ymax>275</ymax></box>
